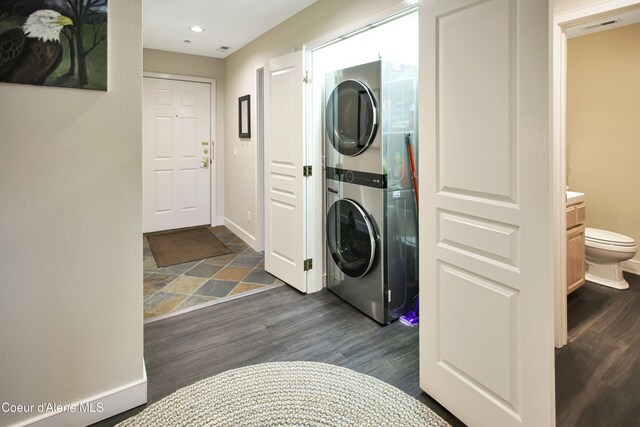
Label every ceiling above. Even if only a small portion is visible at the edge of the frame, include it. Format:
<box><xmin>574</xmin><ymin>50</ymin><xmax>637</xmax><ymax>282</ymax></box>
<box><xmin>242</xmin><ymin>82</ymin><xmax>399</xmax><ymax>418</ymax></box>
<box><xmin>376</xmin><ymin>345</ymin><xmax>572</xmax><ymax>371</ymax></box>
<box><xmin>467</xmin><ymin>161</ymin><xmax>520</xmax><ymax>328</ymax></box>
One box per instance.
<box><xmin>143</xmin><ymin>0</ymin><xmax>318</xmax><ymax>59</ymax></box>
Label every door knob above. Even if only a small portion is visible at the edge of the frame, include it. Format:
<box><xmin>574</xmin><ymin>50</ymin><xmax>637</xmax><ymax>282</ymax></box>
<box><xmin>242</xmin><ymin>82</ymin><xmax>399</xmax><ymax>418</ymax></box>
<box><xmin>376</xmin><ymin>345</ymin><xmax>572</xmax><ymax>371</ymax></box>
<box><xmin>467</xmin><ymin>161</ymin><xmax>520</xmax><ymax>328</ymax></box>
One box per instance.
<box><xmin>201</xmin><ymin>157</ymin><xmax>210</xmax><ymax>169</ymax></box>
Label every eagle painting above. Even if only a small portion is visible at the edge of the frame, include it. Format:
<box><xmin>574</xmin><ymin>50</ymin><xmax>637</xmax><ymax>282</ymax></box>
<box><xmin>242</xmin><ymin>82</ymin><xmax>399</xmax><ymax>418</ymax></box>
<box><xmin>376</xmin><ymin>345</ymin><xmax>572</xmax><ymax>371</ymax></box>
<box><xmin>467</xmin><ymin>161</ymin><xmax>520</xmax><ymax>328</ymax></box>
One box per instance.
<box><xmin>0</xmin><ymin>9</ymin><xmax>72</xmax><ymax>85</ymax></box>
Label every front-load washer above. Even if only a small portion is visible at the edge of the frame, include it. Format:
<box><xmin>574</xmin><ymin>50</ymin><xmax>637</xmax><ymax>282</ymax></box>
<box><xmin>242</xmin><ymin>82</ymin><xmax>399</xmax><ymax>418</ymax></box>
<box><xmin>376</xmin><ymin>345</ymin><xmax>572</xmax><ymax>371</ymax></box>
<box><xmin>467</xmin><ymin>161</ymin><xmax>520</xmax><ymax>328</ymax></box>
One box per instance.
<box><xmin>325</xmin><ymin>168</ymin><xmax>418</xmax><ymax>325</ymax></box>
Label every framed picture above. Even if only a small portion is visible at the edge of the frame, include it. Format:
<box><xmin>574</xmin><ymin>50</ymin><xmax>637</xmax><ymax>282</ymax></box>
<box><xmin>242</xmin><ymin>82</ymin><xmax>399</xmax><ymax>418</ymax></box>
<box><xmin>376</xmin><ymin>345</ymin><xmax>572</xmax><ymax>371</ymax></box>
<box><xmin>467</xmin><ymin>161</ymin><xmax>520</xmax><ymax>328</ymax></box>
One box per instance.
<box><xmin>239</xmin><ymin>94</ymin><xmax>251</xmax><ymax>138</ymax></box>
<box><xmin>0</xmin><ymin>1</ymin><xmax>108</xmax><ymax>91</ymax></box>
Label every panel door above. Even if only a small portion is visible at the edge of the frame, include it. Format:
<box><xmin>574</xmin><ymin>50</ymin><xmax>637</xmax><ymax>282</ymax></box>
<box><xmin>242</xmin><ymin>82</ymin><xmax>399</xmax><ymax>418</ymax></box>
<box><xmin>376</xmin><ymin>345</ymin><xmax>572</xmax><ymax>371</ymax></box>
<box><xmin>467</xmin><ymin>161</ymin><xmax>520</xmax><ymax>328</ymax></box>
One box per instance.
<box><xmin>419</xmin><ymin>1</ymin><xmax>555</xmax><ymax>425</ymax></box>
<box><xmin>143</xmin><ymin>78</ymin><xmax>211</xmax><ymax>232</ymax></box>
<box><xmin>264</xmin><ymin>50</ymin><xmax>307</xmax><ymax>292</ymax></box>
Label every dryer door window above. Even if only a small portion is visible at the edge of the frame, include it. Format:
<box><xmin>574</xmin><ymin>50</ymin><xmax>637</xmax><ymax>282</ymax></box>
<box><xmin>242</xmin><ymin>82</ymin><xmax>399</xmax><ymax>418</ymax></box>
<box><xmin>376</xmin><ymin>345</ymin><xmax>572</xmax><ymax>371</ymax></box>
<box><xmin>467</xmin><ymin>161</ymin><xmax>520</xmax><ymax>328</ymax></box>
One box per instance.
<box><xmin>325</xmin><ymin>80</ymin><xmax>378</xmax><ymax>157</ymax></box>
<box><xmin>326</xmin><ymin>199</ymin><xmax>376</xmax><ymax>278</ymax></box>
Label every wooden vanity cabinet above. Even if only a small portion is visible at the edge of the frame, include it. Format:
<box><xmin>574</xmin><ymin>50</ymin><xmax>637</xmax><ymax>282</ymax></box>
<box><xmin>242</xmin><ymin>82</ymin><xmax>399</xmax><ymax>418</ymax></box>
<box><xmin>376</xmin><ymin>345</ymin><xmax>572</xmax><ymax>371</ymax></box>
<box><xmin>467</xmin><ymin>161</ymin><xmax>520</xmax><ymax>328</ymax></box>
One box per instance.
<box><xmin>566</xmin><ymin>202</ymin><xmax>586</xmax><ymax>294</ymax></box>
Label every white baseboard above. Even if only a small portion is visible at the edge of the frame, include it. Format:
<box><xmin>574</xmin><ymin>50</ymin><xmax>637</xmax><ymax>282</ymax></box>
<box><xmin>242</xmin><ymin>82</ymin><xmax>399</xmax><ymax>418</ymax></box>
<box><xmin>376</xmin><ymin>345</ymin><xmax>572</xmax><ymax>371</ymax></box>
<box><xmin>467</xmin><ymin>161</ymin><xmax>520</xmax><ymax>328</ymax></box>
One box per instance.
<box><xmin>224</xmin><ymin>217</ymin><xmax>257</xmax><ymax>250</ymax></box>
<box><xmin>12</xmin><ymin>362</ymin><xmax>147</xmax><ymax>427</ymax></box>
<box><xmin>622</xmin><ymin>259</ymin><xmax>640</xmax><ymax>276</ymax></box>
<box><xmin>215</xmin><ymin>216</ymin><xmax>225</xmax><ymax>226</ymax></box>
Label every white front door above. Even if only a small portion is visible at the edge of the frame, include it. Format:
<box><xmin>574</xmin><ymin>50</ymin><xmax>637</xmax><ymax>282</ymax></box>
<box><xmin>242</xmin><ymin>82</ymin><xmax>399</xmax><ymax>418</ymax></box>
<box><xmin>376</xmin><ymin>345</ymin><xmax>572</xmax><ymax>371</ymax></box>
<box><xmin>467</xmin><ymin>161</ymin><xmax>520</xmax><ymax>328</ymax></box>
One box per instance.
<box><xmin>264</xmin><ymin>50</ymin><xmax>308</xmax><ymax>292</ymax></box>
<box><xmin>143</xmin><ymin>77</ymin><xmax>211</xmax><ymax>233</ymax></box>
<box><xmin>419</xmin><ymin>1</ymin><xmax>555</xmax><ymax>426</ymax></box>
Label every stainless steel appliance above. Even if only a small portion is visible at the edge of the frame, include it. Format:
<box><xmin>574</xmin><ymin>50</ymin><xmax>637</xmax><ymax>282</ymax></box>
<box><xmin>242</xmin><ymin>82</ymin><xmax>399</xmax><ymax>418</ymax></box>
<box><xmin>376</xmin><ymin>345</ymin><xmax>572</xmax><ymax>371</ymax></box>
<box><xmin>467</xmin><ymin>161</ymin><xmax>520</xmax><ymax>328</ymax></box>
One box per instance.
<box><xmin>324</xmin><ymin>60</ymin><xmax>418</xmax><ymax>324</ymax></box>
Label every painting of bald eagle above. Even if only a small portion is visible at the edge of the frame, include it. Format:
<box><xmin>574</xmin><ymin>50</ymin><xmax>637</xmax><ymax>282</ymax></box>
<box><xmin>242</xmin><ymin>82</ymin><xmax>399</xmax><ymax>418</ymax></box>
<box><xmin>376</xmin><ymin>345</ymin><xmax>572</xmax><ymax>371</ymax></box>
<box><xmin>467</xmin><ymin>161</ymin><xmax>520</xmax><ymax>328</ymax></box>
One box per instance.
<box><xmin>0</xmin><ymin>9</ymin><xmax>72</xmax><ymax>84</ymax></box>
<box><xmin>0</xmin><ymin>1</ymin><xmax>108</xmax><ymax>90</ymax></box>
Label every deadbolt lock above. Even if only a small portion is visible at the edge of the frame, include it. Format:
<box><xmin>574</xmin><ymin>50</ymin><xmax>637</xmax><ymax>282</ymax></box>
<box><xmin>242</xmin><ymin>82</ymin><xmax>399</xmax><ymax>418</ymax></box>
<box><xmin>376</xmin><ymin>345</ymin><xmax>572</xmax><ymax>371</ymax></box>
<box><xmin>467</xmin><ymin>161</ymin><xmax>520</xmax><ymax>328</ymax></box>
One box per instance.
<box><xmin>203</xmin><ymin>148</ymin><xmax>209</xmax><ymax>154</ymax></box>
<box><xmin>201</xmin><ymin>156</ymin><xmax>210</xmax><ymax>169</ymax></box>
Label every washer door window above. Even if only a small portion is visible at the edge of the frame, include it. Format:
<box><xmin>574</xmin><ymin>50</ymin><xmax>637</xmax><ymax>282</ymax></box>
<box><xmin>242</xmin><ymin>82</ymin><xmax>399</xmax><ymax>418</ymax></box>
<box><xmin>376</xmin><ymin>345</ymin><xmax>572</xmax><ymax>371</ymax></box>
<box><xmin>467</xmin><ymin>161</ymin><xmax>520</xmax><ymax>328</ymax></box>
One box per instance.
<box><xmin>327</xmin><ymin>199</ymin><xmax>376</xmax><ymax>278</ymax></box>
<box><xmin>325</xmin><ymin>79</ymin><xmax>378</xmax><ymax>157</ymax></box>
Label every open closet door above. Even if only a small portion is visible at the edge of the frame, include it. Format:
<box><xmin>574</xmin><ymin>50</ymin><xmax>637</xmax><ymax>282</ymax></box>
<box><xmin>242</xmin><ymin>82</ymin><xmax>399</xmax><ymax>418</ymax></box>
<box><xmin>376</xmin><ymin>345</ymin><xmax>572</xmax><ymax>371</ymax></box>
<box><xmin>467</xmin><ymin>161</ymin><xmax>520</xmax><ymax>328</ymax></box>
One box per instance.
<box><xmin>419</xmin><ymin>1</ymin><xmax>555</xmax><ymax>426</ymax></box>
<box><xmin>264</xmin><ymin>50</ymin><xmax>308</xmax><ymax>293</ymax></box>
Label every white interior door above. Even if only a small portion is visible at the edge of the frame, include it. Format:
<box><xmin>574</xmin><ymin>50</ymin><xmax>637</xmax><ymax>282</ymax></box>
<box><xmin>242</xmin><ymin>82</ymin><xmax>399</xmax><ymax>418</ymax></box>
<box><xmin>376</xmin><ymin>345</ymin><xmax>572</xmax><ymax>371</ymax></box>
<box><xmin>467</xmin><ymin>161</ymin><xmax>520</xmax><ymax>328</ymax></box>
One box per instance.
<box><xmin>264</xmin><ymin>50</ymin><xmax>307</xmax><ymax>292</ymax></box>
<box><xmin>419</xmin><ymin>1</ymin><xmax>555</xmax><ymax>426</ymax></box>
<box><xmin>143</xmin><ymin>77</ymin><xmax>211</xmax><ymax>233</ymax></box>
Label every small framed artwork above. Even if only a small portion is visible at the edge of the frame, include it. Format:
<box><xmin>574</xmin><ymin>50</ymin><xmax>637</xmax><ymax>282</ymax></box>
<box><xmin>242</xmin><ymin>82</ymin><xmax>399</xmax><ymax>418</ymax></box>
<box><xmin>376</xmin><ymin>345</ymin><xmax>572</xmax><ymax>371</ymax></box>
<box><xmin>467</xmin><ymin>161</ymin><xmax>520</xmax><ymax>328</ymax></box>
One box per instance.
<box><xmin>239</xmin><ymin>95</ymin><xmax>251</xmax><ymax>138</ymax></box>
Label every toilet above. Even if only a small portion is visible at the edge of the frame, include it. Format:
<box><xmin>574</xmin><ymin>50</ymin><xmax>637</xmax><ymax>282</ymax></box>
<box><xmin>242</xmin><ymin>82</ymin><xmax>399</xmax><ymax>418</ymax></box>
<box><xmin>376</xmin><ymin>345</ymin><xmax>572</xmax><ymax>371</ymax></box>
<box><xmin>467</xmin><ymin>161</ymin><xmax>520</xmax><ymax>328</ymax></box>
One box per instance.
<box><xmin>585</xmin><ymin>227</ymin><xmax>637</xmax><ymax>289</ymax></box>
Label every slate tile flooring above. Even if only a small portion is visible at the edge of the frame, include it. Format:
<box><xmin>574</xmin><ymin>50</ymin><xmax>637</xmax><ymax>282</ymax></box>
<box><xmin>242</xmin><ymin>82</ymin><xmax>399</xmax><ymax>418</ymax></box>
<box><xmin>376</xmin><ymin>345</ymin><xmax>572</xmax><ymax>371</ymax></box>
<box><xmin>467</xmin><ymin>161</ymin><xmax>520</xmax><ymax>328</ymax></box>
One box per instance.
<box><xmin>143</xmin><ymin>226</ymin><xmax>283</xmax><ymax>321</ymax></box>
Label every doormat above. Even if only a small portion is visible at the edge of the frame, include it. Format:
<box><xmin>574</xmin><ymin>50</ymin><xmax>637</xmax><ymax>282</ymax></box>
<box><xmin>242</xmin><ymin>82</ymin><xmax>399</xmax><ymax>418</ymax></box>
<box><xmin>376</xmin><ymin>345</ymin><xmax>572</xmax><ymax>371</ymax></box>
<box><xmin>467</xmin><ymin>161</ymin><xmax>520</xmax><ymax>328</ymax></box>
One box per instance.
<box><xmin>146</xmin><ymin>227</ymin><xmax>231</xmax><ymax>268</ymax></box>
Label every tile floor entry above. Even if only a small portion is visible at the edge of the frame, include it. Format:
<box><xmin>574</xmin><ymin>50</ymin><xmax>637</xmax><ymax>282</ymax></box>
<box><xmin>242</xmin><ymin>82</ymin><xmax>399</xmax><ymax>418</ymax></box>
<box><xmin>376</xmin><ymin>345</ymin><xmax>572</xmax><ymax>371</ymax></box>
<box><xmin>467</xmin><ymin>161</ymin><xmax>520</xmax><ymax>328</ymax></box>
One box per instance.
<box><xmin>143</xmin><ymin>225</ymin><xmax>283</xmax><ymax>321</ymax></box>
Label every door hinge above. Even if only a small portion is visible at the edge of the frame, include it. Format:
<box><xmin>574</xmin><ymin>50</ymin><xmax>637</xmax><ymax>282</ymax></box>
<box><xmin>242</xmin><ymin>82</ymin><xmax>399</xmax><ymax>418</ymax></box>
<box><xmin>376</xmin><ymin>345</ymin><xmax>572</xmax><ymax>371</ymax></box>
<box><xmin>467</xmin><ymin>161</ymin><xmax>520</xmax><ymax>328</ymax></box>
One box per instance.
<box><xmin>303</xmin><ymin>165</ymin><xmax>312</xmax><ymax>177</ymax></box>
<box><xmin>303</xmin><ymin>71</ymin><xmax>311</xmax><ymax>83</ymax></box>
<box><xmin>304</xmin><ymin>258</ymin><xmax>313</xmax><ymax>271</ymax></box>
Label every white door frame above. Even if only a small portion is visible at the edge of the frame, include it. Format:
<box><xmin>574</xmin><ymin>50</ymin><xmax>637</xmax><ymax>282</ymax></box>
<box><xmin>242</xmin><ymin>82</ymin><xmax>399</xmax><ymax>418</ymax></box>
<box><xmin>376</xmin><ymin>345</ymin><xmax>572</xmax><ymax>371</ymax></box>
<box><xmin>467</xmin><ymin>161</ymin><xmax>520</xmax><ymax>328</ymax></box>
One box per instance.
<box><xmin>552</xmin><ymin>0</ymin><xmax>640</xmax><ymax>348</ymax></box>
<box><xmin>303</xmin><ymin>1</ymin><xmax>418</xmax><ymax>293</ymax></box>
<box><xmin>142</xmin><ymin>72</ymin><xmax>218</xmax><ymax>227</ymax></box>
<box><xmin>255</xmin><ymin>66</ymin><xmax>266</xmax><ymax>252</ymax></box>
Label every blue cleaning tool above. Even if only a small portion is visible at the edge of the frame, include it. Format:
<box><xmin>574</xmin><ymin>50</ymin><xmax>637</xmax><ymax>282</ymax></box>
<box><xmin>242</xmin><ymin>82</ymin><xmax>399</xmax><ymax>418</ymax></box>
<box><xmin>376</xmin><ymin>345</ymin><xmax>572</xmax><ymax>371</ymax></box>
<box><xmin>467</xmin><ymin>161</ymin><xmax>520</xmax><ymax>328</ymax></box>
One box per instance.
<box><xmin>399</xmin><ymin>297</ymin><xmax>419</xmax><ymax>327</ymax></box>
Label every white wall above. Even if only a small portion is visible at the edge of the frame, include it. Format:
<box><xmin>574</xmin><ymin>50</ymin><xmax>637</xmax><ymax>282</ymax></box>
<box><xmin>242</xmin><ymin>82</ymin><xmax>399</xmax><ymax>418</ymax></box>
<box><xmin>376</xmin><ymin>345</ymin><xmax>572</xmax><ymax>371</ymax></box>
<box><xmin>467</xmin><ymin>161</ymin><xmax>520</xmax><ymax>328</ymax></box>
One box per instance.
<box><xmin>223</xmin><ymin>0</ymin><xmax>402</xmax><ymax>247</ymax></box>
<box><xmin>552</xmin><ymin>0</ymin><xmax>639</xmax><ymax>15</ymax></box>
<box><xmin>143</xmin><ymin>48</ymin><xmax>226</xmax><ymax>222</ymax></box>
<box><xmin>554</xmin><ymin>0</ymin><xmax>610</xmax><ymax>14</ymax></box>
<box><xmin>0</xmin><ymin>1</ymin><xmax>144</xmax><ymax>425</ymax></box>
<box><xmin>312</xmin><ymin>12</ymin><xmax>418</xmax><ymax>74</ymax></box>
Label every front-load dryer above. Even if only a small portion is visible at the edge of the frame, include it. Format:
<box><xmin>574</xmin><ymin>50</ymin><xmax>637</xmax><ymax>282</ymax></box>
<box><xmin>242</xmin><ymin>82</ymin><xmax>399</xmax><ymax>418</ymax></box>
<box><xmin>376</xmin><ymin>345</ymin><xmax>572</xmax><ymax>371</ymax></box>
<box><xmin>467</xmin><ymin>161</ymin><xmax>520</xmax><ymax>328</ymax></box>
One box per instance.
<box><xmin>325</xmin><ymin>61</ymin><xmax>382</xmax><ymax>175</ymax></box>
<box><xmin>325</xmin><ymin>60</ymin><xmax>418</xmax><ymax>189</ymax></box>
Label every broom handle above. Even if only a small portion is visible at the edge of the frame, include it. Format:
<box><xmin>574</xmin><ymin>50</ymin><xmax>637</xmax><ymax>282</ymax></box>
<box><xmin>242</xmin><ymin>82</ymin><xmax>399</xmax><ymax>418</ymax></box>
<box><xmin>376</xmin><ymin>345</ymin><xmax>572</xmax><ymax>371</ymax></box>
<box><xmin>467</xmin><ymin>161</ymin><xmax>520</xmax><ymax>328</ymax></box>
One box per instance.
<box><xmin>406</xmin><ymin>133</ymin><xmax>419</xmax><ymax>208</ymax></box>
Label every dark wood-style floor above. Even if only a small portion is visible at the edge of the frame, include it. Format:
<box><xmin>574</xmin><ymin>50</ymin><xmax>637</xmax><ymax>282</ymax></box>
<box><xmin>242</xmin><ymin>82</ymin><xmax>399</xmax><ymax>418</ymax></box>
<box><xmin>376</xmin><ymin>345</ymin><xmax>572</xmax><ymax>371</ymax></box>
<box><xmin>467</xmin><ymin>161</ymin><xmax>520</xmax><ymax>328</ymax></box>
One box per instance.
<box><xmin>95</xmin><ymin>273</ymin><xmax>640</xmax><ymax>427</ymax></box>
<box><xmin>555</xmin><ymin>272</ymin><xmax>640</xmax><ymax>426</ymax></box>
<box><xmin>95</xmin><ymin>286</ymin><xmax>463</xmax><ymax>426</ymax></box>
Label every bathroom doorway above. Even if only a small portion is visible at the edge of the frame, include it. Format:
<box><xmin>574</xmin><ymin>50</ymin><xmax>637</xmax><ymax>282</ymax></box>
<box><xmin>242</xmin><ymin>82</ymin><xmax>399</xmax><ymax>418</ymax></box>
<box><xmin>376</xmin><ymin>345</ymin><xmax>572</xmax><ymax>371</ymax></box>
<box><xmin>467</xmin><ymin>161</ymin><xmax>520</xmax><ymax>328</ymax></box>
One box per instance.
<box><xmin>552</xmin><ymin>0</ymin><xmax>640</xmax><ymax>347</ymax></box>
<box><xmin>553</xmin><ymin>2</ymin><xmax>640</xmax><ymax>424</ymax></box>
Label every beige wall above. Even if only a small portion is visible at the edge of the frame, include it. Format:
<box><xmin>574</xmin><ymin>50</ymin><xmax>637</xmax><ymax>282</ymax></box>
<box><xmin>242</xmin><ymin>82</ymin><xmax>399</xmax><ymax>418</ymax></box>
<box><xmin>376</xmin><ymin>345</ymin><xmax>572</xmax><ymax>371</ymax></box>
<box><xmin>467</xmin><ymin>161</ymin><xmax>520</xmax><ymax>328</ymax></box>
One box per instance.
<box><xmin>144</xmin><ymin>48</ymin><xmax>225</xmax><ymax>80</ymax></box>
<box><xmin>567</xmin><ymin>23</ymin><xmax>640</xmax><ymax>261</ymax></box>
<box><xmin>0</xmin><ymin>2</ymin><xmax>144</xmax><ymax>425</ymax></box>
<box><xmin>143</xmin><ymin>48</ymin><xmax>226</xmax><ymax>221</ymax></box>
<box><xmin>223</xmin><ymin>0</ymin><xmax>401</xmax><ymax>245</ymax></box>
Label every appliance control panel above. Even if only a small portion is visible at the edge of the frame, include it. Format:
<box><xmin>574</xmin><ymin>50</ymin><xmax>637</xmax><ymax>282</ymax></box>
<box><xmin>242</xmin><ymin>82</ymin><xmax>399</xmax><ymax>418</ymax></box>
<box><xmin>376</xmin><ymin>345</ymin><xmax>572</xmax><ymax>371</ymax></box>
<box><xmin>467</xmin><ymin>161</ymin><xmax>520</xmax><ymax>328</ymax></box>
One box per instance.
<box><xmin>325</xmin><ymin>167</ymin><xmax>387</xmax><ymax>189</ymax></box>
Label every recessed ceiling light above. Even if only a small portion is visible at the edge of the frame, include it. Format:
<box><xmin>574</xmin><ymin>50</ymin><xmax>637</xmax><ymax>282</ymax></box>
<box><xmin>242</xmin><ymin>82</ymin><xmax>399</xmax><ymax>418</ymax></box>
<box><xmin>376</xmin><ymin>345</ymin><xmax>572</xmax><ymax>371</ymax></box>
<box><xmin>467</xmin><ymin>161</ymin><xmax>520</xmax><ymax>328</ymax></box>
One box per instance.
<box><xmin>190</xmin><ymin>25</ymin><xmax>205</xmax><ymax>33</ymax></box>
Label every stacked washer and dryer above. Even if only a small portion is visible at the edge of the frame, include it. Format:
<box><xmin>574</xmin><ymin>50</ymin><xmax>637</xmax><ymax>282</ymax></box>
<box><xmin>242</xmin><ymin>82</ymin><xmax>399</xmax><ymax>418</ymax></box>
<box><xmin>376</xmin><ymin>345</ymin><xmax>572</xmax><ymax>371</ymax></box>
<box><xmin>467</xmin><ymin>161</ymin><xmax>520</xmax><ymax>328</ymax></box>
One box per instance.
<box><xmin>324</xmin><ymin>60</ymin><xmax>418</xmax><ymax>325</ymax></box>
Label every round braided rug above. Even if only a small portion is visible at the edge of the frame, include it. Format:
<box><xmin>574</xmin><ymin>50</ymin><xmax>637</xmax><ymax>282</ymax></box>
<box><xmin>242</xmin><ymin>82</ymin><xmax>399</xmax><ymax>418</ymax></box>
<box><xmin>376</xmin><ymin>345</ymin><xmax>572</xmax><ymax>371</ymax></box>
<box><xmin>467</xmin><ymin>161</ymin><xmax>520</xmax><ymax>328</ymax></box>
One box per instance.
<box><xmin>118</xmin><ymin>361</ymin><xmax>450</xmax><ymax>426</ymax></box>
